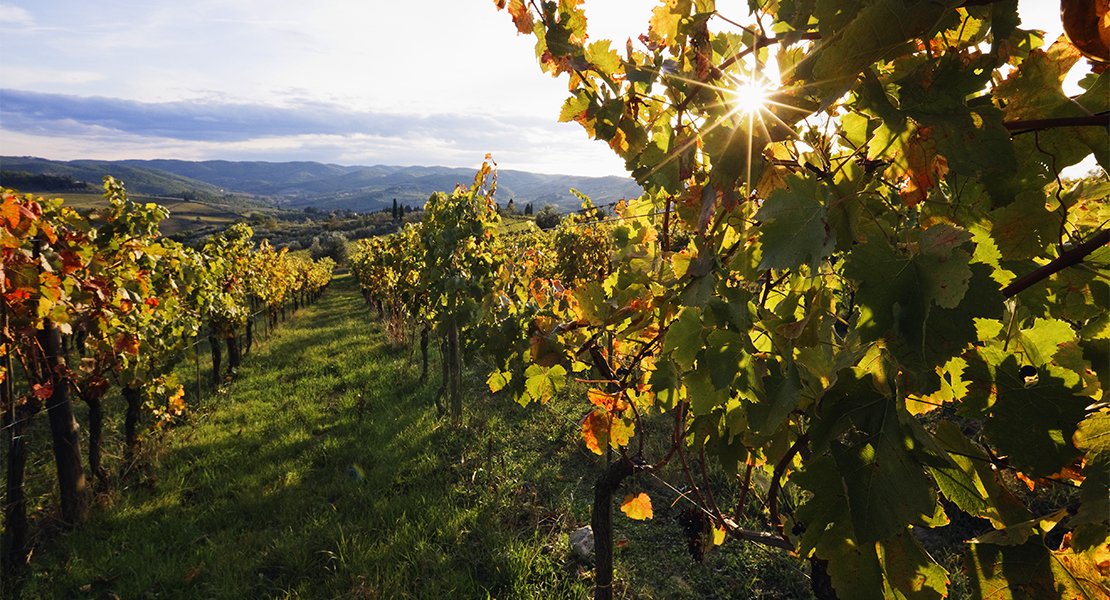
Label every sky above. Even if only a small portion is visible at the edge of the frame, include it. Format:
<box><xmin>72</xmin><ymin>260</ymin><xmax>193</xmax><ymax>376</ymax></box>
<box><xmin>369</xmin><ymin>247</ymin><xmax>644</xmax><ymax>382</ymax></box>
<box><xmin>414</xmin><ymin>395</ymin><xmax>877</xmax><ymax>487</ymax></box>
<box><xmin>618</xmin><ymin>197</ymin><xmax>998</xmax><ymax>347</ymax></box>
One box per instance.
<box><xmin>0</xmin><ymin>1</ymin><xmax>1096</xmax><ymax>178</ymax></box>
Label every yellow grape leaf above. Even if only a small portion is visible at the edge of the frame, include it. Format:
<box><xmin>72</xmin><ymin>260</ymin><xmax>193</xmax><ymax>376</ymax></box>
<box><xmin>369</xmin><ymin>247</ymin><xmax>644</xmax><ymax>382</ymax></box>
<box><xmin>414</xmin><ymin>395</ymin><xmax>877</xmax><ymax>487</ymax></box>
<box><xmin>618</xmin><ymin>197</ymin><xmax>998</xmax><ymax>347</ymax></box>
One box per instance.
<box><xmin>712</xmin><ymin>525</ymin><xmax>726</xmax><ymax>546</ymax></box>
<box><xmin>621</xmin><ymin>492</ymin><xmax>653</xmax><ymax>520</ymax></box>
<box><xmin>611</xmin><ymin>412</ymin><xmax>635</xmax><ymax>448</ymax></box>
<box><xmin>487</xmin><ymin>370</ymin><xmax>509</xmax><ymax>393</ymax></box>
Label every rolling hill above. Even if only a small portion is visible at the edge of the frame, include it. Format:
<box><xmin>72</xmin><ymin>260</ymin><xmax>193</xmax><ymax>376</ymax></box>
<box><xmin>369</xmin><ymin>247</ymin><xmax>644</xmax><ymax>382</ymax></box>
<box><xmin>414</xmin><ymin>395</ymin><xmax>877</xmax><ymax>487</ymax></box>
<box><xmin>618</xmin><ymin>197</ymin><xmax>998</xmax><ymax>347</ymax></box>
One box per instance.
<box><xmin>1</xmin><ymin>157</ymin><xmax>643</xmax><ymax>213</ymax></box>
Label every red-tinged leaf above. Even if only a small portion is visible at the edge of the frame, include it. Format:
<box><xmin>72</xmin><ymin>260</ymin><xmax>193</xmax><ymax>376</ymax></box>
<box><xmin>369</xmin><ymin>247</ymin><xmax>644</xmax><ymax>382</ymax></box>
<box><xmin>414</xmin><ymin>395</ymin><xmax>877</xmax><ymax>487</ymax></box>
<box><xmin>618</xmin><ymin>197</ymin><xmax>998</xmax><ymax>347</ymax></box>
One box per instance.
<box><xmin>582</xmin><ymin>409</ymin><xmax>610</xmax><ymax>454</ymax></box>
<box><xmin>59</xmin><ymin>250</ymin><xmax>84</xmax><ymax>274</ymax></box>
<box><xmin>32</xmin><ymin>383</ymin><xmax>53</xmax><ymax>399</ymax></box>
<box><xmin>588</xmin><ymin>388</ymin><xmax>627</xmax><ymax>411</ymax></box>
<box><xmin>115</xmin><ymin>335</ymin><xmax>140</xmax><ymax>355</ymax></box>
<box><xmin>39</xmin><ymin>222</ymin><xmax>57</xmax><ymax>244</ymax></box>
<box><xmin>1</xmin><ymin>194</ymin><xmax>20</xmax><ymax>228</ymax></box>
<box><xmin>621</xmin><ymin>492</ymin><xmax>653</xmax><ymax>520</ymax></box>
<box><xmin>86</xmin><ymin>377</ymin><xmax>110</xmax><ymax>400</ymax></box>
<box><xmin>889</xmin><ymin>126</ymin><xmax>948</xmax><ymax>208</ymax></box>
<box><xmin>19</xmin><ymin>203</ymin><xmax>39</xmax><ymax>223</ymax></box>
<box><xmin>505</xmin><ymin>0</ymin><xmax>533</xmax><ymax>35</ymax></box>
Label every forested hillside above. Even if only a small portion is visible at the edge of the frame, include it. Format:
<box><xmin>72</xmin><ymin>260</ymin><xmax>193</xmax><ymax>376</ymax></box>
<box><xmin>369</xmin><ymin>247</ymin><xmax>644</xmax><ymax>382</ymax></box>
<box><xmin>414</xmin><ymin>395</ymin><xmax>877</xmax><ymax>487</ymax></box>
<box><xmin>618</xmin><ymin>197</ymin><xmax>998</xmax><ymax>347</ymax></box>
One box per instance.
<box><xmin>0</xmin><ymin>157</ymin><xmax>644</xmax><ymax>213</ymax></box>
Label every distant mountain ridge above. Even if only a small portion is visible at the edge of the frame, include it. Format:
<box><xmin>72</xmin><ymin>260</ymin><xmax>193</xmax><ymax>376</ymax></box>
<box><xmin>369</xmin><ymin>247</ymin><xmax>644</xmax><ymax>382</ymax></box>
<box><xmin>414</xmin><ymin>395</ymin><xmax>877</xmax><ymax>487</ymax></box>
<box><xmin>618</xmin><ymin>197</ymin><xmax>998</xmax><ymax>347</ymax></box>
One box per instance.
<box><xmin>1</xmin><ymin>157</ymin><xmax>643</xmax><ymax>212</ymax></box>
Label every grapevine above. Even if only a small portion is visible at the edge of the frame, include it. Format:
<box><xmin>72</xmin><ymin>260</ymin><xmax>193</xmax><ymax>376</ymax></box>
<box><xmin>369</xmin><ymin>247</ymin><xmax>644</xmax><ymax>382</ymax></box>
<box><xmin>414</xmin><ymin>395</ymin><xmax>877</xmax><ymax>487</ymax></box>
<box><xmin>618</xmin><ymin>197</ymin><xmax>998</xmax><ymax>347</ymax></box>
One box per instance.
<box><xmin>1</xmin><ymin>179</ymin><xmax>334</xmax><ymax>567</ymax></box>
<box><xmin>329</xmin><ymin>2</ymin><xmax>1110</xmax><ymax>598</ymax></box>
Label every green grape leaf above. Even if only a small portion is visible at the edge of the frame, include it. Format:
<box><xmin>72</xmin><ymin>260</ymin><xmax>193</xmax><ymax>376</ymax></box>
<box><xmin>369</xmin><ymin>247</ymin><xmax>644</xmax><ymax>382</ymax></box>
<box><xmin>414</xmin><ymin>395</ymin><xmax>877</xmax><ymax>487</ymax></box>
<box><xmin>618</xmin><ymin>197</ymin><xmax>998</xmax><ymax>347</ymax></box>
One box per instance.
<box><xmin>980</xmin><ymin>351</ymin><xmax>1088</xmax><ymax>478</ymax></box>
<box><xmin>791</xmin><ymin>0</ymin><xmax>959</xmax><ymax>108</ymax></box>
<box><xmin>1071</xmin><ymin>409</ymin><xmax>1110</xmax><ymax>529</ymax></box>
<box><xmin>524</xmin><ymin>363</ymin><xmax>567</xmax><ymax>404</ymax></box>
<box><xmin>792</xmin><ymin>455</ymin><xmax>887</xmax><ymax>600</ymax></box>
<box><xmin>832</xmin><ymin>432</ymin><xmax>937</xmax><ymax>545</ymax></box>
<box><xmin>896</xmin><ymin>53</ymin><xmax>1017</xmax><ymax>201</ymax></box>
<box><xmin>571</xmin><ymin>281</ymin><xmax>609</xmax><ymax>326</ymax></box>
<box><xmin>585</xmin><ymin>40</ymin><xmax>621</xmax><ymax>78</ymax></box>
<box><xmin>559</xmin><ymin>89</ymin><xmax>593</xmax><ymax>124</ymax></box>
<box><xmin>744</xmin><ymin>361</ymin><xmax>801</xmax><ymax>446</ymax></box>
<box><xmin>846</xmin><ymin>227</ymin><xmax>971</xmax><ymax>345</ymax></box>
<box><xmin>685</xmin><ymin>369</ymin><xmax>727</xmax><ymax>415</ymax></box>
<box><xmin>663</xmin><ymin>306</ymin><xmax>704</xmax><ymax>371</ymax></box>
<box><xmin>990</xmin><ymin>191</ymin><xmax>1060</xmax><ymax>261</ymax></box>
<box><xmin>702</xmin><ymin>328</ymin><xmax>751</xmax><ymax>390</ymax></box>
<box><xmin>1005</xmin><ymin>317</ymin><xmax>1075</xmax><ymax>368</ymax></box>
<box><xmin>648</xmin><ymin>357</ymin><xmax>682</xmax><ymax>409</ymax></box>
<box><xmin>877</xmin><ymin>531</ymin><xmax>950</xmax><ymax>599</ymax></box>
<box><xmin>811</xmin><ymin>367</ymin><xmax>889</xmax><ymax>453</ymax></box>
<box><xmin>812</xmin><ymin>369</ymin><xmax>938</xmax><ymax>543</ymax></box>
<box><xmin>487</xmin><ymin>369</ymin><xmax>511</xmax><ymax>393</ymax></box>
<box><xmin>930</xmin><ymin>421</ymin><xmax>1033</xmax><ymax>528</ymax></box>
<box><xmin>754</xmin><ymin>174</ymin><xmax>837</xmax><ymax>270</ymax></box>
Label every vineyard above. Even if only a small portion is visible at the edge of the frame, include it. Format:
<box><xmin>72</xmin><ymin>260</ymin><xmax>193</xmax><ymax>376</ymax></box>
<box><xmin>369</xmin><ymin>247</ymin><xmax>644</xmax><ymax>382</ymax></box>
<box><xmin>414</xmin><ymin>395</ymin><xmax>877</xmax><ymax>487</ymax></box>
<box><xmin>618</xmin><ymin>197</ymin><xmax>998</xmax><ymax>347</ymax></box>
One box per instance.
<box><xmin>3</xmin><ymin>0</ymin><xmax>1110</xmax><ymax>598</ymax></box>
<box><xmin>1</xmin><ymin>179</ymin><xmax>335</xmax><ymax>577</ymax></box>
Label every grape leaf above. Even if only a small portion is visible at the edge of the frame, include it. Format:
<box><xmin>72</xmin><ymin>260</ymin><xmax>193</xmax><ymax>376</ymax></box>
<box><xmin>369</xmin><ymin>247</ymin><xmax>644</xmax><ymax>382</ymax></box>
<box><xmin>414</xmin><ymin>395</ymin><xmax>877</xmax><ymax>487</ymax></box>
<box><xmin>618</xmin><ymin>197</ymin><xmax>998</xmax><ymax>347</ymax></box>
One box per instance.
<box><xmin>663</xmin><ymin>306</ymin><xmax>704</xmax><ymax>371</ymax></box>
<box><xmin>845</xmin><ymin>224</ymin><xmax>974</xmax><ymax>344</ymax></box>
<box><xmin>585</xmin><ymin>40</ymin><xmax>621</xmax><ymax>78</ymax></box>
<box><xmin>685</xmin><ymin>369</ymin><xmax>727</xmax><ymax>415</ymax></box>
<box><xmin>754</xmin><ymin>174</ymin><xmax>837</xmax><ymax>270</ymax></box>
<box><xmin>1071</xmin><ymin>409</ymin><xmax>1110</xmax><ymax>529</ymax></box>
<box><xmin>487</xmin><ymin>369</ymin><xmax>510</xmax><ymax>393</ymax></box>
<box><xmin>620</xmin><ymin>492</ymin><xmax>654</xmax><ymax>520</ymax></box>
<box><xmin>524</xmin><ymin>363</ymin><xmax>567</xmax><ymax>404</ymax></box>
<box><xmin>647</xmin><ymin>0</ymin><xmax>692</xmax><ymax>48</ymax></box>
<box><xmin>582</xmin><ymin>408</ymin><xmax>635</xmax><ymax>455</ymax></box>
<box><xmin>966</xmin><ymin>540</ymin><xmax>1056</xmax><ymax>600</ymax></box>
<box><xmin>895</xmin><ymin>53</ymin><xmax>1017</xmax><ymax>203</ymax></box>
<box><xmin>1005</xmin><ymin>317</ymin><xmax>1075</xmax><ymax>369</ymax></box>
<box><xmin>810</xmin><ymin>368</ymin><xmax>938</xmax><ymax>543</ymax></box>
<box><xmin>877</xmin><ymin>531</ymin><xmax>950</xmax><ymax>599</ymax></box>
<box><xmin>701</xmin><ymin>328</ymin><xmax>756</xmax><ymax>391</ymax></box>
<box><xmin>980</xmin><ymin>351</ymin><xmax>1088</xmax><ymax>479</ymax></box>
<box><xmin>791</xmin><ymin>0</ymin><xmax>960</xmax><ymax>108</ymax></box>
<box><xmin>966</xmin><ymin>536</ymin><xmax>1110</xmax><ymax>600</ymax></box>
<box><xmin>990</xmin><ymin>191</ymin><xmax>1060</xmax><ymax>261</ymax></box>
<box><xmin>792</xmin><ymin>454</ymin><xmax>887</xmax><ymax>600</ymax></box>
<box><xmin>930</xmin><ymin>421</ymin><xmax>1033</xmax><ymax>528</ymax></box>
<box><xmin>744</xmin><ymin>362</ymin><xmax>801</xmax><ymax>446</ymax></box>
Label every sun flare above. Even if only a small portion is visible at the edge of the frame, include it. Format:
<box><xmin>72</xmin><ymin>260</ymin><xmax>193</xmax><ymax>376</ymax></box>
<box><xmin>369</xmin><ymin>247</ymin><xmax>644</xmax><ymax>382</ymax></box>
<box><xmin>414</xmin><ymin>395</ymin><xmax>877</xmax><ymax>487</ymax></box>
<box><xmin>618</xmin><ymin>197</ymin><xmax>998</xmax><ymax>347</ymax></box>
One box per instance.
<box><xmin>728</xmin><ymin>81</ymin><xmax>772</xmax><ymax>116</ymax></box>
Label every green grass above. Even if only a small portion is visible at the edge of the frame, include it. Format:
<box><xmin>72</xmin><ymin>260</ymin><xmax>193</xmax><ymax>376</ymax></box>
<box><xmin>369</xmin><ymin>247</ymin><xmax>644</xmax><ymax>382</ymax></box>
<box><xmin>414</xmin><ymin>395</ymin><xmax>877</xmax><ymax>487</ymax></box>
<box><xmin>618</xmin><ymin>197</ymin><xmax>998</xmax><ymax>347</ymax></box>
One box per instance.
<box><xmin>6</xmin><ymin>275</ymin><xmax>816</xmax><ymax>599</ymax></box>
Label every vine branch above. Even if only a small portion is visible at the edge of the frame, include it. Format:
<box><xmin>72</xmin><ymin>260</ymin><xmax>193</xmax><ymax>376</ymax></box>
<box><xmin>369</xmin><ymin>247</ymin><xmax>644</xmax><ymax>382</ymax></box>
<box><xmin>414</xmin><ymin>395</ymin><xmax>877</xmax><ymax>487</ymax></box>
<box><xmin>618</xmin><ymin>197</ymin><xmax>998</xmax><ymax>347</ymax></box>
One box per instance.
<box><xmin>1004</xmin><ymin>114</ymin><xmax>1110</xmax><ymax>135</ymax></box>
<box><xmin>1003</xmin><ymin>228</ymin><xmax>1110</xmax><ymax>298</ymax></box>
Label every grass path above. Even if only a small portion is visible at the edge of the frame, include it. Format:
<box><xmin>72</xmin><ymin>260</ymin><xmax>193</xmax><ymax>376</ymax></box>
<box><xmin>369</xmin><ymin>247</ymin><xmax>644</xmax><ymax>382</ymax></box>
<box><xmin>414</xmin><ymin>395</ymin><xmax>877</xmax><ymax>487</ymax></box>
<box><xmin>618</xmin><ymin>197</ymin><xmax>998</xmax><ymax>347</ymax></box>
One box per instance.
<box><xmin>13</xmin><ymin>274</ymin><xmax>814</xmax><ymax>599</ymax></box>
<box><xmin>15</xmin><ymin>274</ymin><xmax>593</xmax><ymax>599</ymax></box>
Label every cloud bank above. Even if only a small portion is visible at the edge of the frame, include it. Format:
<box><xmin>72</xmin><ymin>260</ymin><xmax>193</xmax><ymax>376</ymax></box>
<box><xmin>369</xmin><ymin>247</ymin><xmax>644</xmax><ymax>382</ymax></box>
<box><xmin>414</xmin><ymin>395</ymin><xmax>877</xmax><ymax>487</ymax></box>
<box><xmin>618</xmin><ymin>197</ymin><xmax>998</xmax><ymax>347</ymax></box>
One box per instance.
<box><xmin>0</xmin><ymin>88</ymin><xmax>627</xmax><ymax>176</ymax></box>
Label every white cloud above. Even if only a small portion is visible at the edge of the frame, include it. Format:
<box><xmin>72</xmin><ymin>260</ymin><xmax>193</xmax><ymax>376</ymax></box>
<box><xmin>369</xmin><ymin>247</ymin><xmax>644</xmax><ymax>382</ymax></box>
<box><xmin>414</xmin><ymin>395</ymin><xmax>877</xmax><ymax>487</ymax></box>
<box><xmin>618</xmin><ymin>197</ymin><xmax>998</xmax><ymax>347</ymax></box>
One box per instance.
<box><xmin>0</xmin><ymin>4</ymin><xmax>33</xmax><ymax>26</ymax></box>
<box><xmin>0</xmin><ymin>66</ymin><xmax>103</xmax><ymax>87</ymax></box>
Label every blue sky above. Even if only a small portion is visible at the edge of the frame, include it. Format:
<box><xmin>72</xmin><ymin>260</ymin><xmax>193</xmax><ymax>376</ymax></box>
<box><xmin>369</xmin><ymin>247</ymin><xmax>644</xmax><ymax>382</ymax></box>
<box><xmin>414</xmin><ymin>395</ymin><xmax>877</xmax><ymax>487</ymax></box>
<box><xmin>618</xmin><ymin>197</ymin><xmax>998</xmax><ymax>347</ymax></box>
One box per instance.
<box><xmin>0</xmin><ymin>1</ymin><xmax>1092</xmax><ymax>177</ymax></box>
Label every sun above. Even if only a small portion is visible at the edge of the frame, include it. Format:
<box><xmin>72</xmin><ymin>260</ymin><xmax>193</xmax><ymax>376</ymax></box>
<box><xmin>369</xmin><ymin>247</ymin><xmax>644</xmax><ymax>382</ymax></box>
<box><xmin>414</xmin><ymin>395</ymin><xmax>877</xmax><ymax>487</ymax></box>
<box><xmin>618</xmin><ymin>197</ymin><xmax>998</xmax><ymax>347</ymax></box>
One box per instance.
<box><xmin>728</xmin><ymin>80</ymin><xmax>773</xmax><ymax>117</ymax></box>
